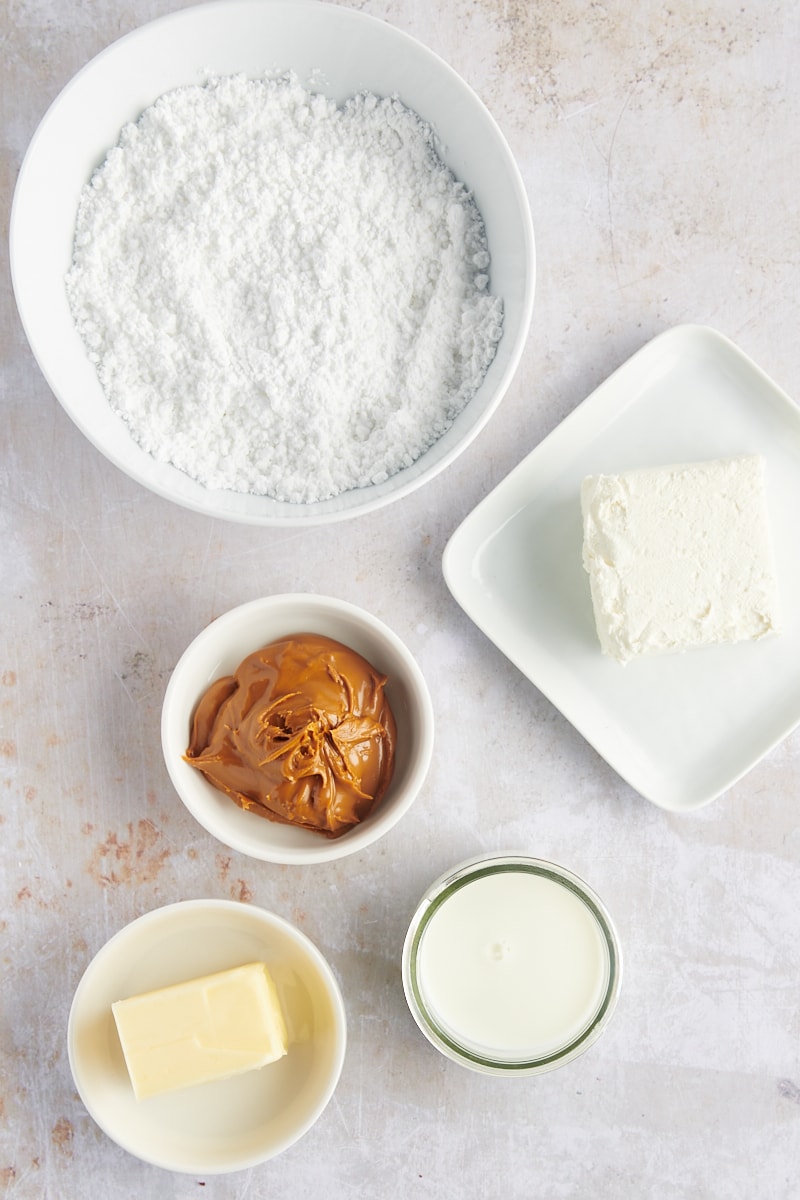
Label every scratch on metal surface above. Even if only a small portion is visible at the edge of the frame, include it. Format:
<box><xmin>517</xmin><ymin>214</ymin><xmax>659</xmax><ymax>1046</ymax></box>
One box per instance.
<box><xmin>778</xmin><ymin>1078</ymin><xmax>800</xmax><ymax>1105</ymax></box>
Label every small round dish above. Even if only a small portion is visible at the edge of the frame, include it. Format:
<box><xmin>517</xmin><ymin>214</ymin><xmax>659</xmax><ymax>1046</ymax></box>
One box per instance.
<box><xmin>10</xmin><ymin>0</ymin><xmax>535</xmax><ymax>524</ymax></box>
<box><xmin>402</xmin><ymin>855</ymin><xmax>622</xmax><ymax>1076</ymax></box>
<box><xmin>161</xmin><ymin>594</ymin><xmax>434</xmax><ymax>865</ymax></box>
<box><xmin>67</xmin><ymin>899</ymin><xmax>346</xmax><ymax>1173</ymax></box>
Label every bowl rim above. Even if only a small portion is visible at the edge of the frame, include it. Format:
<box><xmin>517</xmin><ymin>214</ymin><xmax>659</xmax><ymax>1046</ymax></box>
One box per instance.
<box><xmin>67</xmin><ymin>897</ymin><xmax>348</xmax><ymax>1173</ymax></box>
<box><xmin>9</xmin><ymin>0</ymin><xmax>535</xmax><ymax>526</ymax></box>
<box><xmin>161</xmin><ymin>593</ymin><xmax>435</xmax><ymax>863</ymax></box>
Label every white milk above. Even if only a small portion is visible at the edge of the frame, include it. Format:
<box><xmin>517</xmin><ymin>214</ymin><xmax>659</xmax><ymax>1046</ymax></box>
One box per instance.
<box><xmin>417</xmin><ymin>869</ymin><xmax>609</xmax><ymax>1059</ymax></box>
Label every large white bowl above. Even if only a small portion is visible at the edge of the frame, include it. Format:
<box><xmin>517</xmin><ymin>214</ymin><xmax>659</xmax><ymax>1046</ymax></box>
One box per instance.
<box><xmin>67</xmin><ymin>899</ymin><xmax>347</xmax><ymax>1173</ymax></box>
<box><xmin>10</xmin><ymin>0</ymin><xmax>535</xmax><ymax>525</ymax></box>
<box><xmin>161</xmin><ymin>593</ymin><xmax>434</xmax><ymax>863</ymax></box>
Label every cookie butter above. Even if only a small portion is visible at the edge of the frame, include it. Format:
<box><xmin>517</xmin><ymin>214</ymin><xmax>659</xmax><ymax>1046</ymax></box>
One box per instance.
<box><xmin>185</xmin><ymin>634</ymin><xmax>396</xmax><ymax>837</ymax></box>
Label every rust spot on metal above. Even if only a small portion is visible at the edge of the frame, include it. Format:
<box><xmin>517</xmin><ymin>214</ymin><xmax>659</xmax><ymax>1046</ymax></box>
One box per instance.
<box><xmin>51</xmin><ymin>1117</ymin><xmax>74</xmax><ymax>1157</ymax></box>
<box><xmin>87</xmin><ymin>818</ymin><xmax>171</xmax><ymax>886</ymax></box>
<box><xmin>231</xmin><ymin>879</ymin><xmax>252</xmax><ymax>903</ymax></box>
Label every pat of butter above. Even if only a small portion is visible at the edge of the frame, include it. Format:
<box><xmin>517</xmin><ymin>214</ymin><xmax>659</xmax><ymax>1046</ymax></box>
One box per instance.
<box><xmin>112</xmin><ymin>962</ymin><xmax>288</xmax><ymax>1100</ymax></box>
<box><xmin>581</xmin><ymin>455</ymin><xmax>780</xmax><ymax>664</ymax></box>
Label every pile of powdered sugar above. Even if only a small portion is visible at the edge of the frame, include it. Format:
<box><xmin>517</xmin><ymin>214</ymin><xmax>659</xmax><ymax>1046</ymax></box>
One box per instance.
<box><xmin>66</xmin><ymin>73</ymin><xmax>504</xmax><ymax>503</ymax></box>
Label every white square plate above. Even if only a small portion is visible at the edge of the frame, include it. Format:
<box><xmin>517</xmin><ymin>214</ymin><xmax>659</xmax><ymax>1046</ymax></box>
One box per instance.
<box><xmin>443</xmin><ymin>325</ymin><xmax>800</xmax><ymax>811</ymax></box>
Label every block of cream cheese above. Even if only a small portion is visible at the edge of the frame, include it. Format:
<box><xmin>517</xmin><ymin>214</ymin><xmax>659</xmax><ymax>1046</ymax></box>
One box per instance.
<box><xmin>581</xmin><ymin>455</ymin><xmax>780</xmax><ymax>664</ymax></box>
<box><xmin>112</xmin><ymin>962</ymin><xmax>288</xmax><ymax>1100</ymax></box>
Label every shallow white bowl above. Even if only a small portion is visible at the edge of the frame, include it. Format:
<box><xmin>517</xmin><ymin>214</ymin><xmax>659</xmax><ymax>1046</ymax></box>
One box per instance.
<box><xmin>162</xmin><ymin>594</ymin><xmax>434</xmax><ymax>863</ymax></box>
<box><xmin>10</xmin><ymin>0</ymin><xmax>535</xmax><ymax>524</ymax></box>
<box><xmin>67</xmin><ymin>899</ymin><xmax>347</xmax><ymax>1174</ymax></box>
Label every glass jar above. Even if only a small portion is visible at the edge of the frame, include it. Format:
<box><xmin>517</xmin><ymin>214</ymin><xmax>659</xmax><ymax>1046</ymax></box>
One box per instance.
<box><xmin>402</xmin><ymin>854</ymin><xmax>622</xmax><ymax>1076</ymax></box>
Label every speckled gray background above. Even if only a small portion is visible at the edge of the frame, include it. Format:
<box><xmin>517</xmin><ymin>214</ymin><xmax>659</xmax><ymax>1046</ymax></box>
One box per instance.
<box><xmin>3</xmin><ymin>1</ymin><xmax>800</xmax><ymax>1197</ymax></box>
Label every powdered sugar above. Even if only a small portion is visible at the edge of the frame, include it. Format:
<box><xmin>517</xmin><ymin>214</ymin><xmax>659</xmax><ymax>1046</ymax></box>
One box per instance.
<box><xmin>66</xmin><ymin>73</ymin><xmax>503</xmax><ymax>503</ymax></box>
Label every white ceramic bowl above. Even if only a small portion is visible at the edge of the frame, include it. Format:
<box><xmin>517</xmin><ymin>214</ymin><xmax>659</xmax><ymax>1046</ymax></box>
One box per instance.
<box><xmin>10</xmin><ymin>0</ymin><xmax>535</xmax><ymax>525</ymax></box>
<box><xmin>67</xmin><ymin>899</ymin><xmax>347</xmax><ymax>1173</ymax></box>
<box><xmin>162</xmin><ymin>594</ymin><xmax>434</xmax><ymax>863</ymax></box>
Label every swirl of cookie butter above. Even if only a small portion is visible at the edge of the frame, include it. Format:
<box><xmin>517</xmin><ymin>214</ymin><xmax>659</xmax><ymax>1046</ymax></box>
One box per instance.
<box><xmin>184</xmin><ymin>633</ymin><xmax>397</xmax><ymax>837</ymax></box>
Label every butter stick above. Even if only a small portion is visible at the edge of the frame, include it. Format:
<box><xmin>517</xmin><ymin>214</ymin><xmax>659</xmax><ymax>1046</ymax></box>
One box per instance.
<box><xmin>112</xmin><ymin>962</ymin><xmax>288</xmax><ymax>1100</ymax></box>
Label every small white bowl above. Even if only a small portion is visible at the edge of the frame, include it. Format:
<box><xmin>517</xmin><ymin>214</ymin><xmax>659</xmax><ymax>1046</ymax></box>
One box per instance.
<box><xmin>162</xmin><ymin>594</ymin><xmax>434</xmax><ymax>864</ymax></box>
<box><xmin>10</xmin><ymin>0</ymin><xmax>535</xmax><ymax>524</ymax></box>
<box><xmin>67</xmin><ymin>899</ymin><xmax>347</xmax><ymax>1174</ymax></box>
